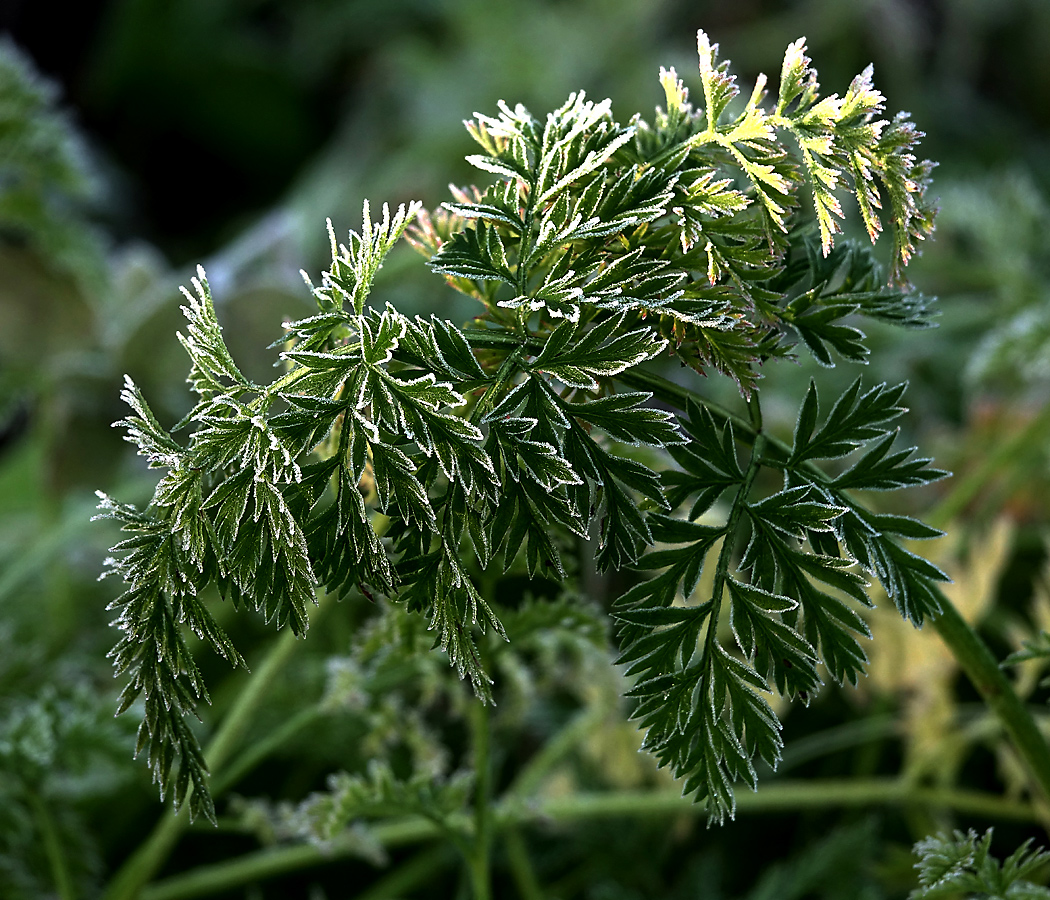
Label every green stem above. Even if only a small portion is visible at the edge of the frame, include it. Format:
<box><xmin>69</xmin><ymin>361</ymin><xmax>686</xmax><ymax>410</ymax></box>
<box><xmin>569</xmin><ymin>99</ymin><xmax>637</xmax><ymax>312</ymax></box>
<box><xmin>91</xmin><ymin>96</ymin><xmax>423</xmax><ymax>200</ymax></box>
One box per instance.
<box><xmin>205</xmin><ymin>599</ymin><xmax>328</xmax><ymax>774</ymax></box>
<box><xmin>927</xmin><ymin>400</ymin><xmax>1050</xmax><ymax>529</ymax></box>
<box><xmin>503</xmin><ymin>827</ymin><xmax>545</xmax><ymax>900</ymax></box>
<box><xmin>211</xmin><ymin>702</ymin><xmax>325</xmax><ymax>795</ymax></box>
<box><xmin>529</xmin><ymin>780</ymin><xmax>1044</xmax><ymax>823</ymax></box>
<box><xmin>99</xmin><ymin>798</ymin><xmax>184</xmax><ymax>900</ymax></box>
<box><xmin>102</xmin><ymin>597</ymin><xmax>331</xmax><ymax>900</ymax></box>
<box><xmin>27</xmin><ymin>790</ymin><xmax>76</xmax><ymax>900</ymax></box>
<box><xmin>932</xmin><ymin>596</ymin><xmax>1050</xmax><ymax>802</ymax></box>
<box><xmin>351</xmin><ymin>846</ymin><xmax>452</xmax><ymax>900</ymax></box>
<box><xmin>140</xmin><ymin>819</ymin><xmax>441</xmax><ymax>900</ymax></box>
<box><xmin>469</xmin><ymin>347</ymin><xmax>525</xmax><ymax>425</ymax></box>
<box><xmin>758</xmin><ymin>713</ymin><xmax>901</xmax><ymax>776</ymax></box>
<box><xmin>467</xmin><ymin>700</ymin><xmax>493</xmax><ymax>900</ymax></box>
<box><xmin>137</xmin><ymin>779</ymin><xmax>1044</xmax><ymax>900</ymax></box>
<box><xmin>705</xmin><ymin>428</ymin><xmax>766</xmax><ymax>660</ymax></box>
<box><xmin>614</xmin><ymin>365</ymin><xmax>1050</xmax><ymax>804</ymax></box>
<box><xmin>506</xmin><ymin>702</ymin><xmax>607</xmax><ymax>800</ymax></box>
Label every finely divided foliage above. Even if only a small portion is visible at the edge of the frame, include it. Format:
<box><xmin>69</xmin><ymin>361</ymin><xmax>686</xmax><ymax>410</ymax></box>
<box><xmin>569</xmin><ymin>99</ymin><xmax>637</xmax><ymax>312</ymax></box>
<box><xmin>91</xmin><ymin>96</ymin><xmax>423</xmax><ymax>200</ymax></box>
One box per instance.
<box><xmin>98</xmin><ymin>32</ymin><xmax>943</xmax><ymax>823</ymax></box>
<box><xmin>911</xmin><ymin>829</ymin><xmax>1050</xmax><ymax>899</ymax></box>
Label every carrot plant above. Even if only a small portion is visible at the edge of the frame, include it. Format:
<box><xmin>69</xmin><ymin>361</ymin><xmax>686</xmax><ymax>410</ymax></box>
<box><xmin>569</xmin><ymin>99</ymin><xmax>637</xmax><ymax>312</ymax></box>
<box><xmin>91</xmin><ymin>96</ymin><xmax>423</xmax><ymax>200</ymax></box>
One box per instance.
<box><xmin>93</xmin><ymin>29</ymin><xmax>1050</xmax><ymax>898</ymax></box>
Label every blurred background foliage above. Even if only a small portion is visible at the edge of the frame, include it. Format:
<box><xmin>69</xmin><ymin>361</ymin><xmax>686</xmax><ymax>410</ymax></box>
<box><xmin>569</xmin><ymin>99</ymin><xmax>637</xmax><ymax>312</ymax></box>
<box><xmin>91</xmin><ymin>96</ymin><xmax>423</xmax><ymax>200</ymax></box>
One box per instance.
<box><xmin>2</xmin><ymin>0</ymin><xmax>1050</xmax><ymax>897</ymax></box>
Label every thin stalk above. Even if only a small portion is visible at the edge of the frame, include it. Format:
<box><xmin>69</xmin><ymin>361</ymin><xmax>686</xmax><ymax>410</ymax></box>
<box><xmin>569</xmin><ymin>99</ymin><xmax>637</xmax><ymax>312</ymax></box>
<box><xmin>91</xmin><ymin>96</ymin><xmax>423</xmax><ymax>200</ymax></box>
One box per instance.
<box><xmin>468</xmin><ymin>347</ymin><xmax>525</xmax><ymax>425</ymax></box>
<box><xmin>706</xmin><ymin>430</ymin><xmax>766</xmax><ymax>656</ymax></box>
<box><xmin>614</xmin><ymin>365</ymin><xmax>1050</xmax><ymax>804</ymax></box>
<box><xmin>140</xmin><ymin>819</ymin><xmax>442</xmax><ymax>900</ymax></box>
<box><xmin>505</xmin><ymin>702</ymin><xmax>608</xmax><ymax>800</ymax></box>
<box><xmin>27</xmin><ymin>790</ymin><xmax>76</xmax><ymax>900</ymax></box>
<box><xmin>102</xmin><ymin>596</ymin><xmax>331</xmax><ymax>900</ymax></box>
<box><xmin>931</xmin><ymin>595</ymin><xmax>1050</xmax><ymax>804</ymax></box>
<box><xmin>467</xmin><ymin>700</ymin><xmax>493</xmax><ymax>900</ymax></box>
<box><xmin>99</xmin><ymin>793</ymin><xmax>186</xmax><ymax>900</ymax></box>
<box><xmin>530</xmin><ymin>780</ymin><xmax>1045</xmax><ymax>823</ymax></box>
<box><xmin>137</xmin><ymin>780</ymin><xmax>1044</xmax><ymax>900</ymax></box>
<box><xmin>351</xmin><ymin>846</ymin><xmax>452</xmax><ymax>900</ymax></box>
<box><xmin>212</xmin><ymin>702</ymin><xmax>325</xmax><ymax>795</ymax></box>
<box><xmin>503</xmin><ymin>827</ymin><xmax>545</xmax><ymax>900</ymax></box>
<box><xmin>927</xmin><ymin>400</ymin><xmax>1050</xmax><ymax>529</ymax></box>
<box><xmin>206</xmin><ymin>596</ymin><xmax>330</xmax><ymax>774</ymax></box>
<box><xmin>759</xmin><ymin>713</ymin><xmax>901</xmax><ymax>776</ymax></box>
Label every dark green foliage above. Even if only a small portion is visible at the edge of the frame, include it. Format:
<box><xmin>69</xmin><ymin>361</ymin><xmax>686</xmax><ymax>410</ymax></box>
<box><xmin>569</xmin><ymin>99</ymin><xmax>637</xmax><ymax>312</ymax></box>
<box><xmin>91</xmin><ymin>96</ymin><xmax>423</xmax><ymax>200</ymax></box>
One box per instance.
<box><xmin>98</xmin><ymin>31</ymin><xmax>944</xmax><ymax>825</ymax></box>
<box><xmin>0</xmin><ymin>39</ymin><xmax>107</xmax><ymax>289</ymax></box>
<box><xmin>911</xmin><ymin>829</ymin><xmax>1050</xmax><ymax>899</ymax></box>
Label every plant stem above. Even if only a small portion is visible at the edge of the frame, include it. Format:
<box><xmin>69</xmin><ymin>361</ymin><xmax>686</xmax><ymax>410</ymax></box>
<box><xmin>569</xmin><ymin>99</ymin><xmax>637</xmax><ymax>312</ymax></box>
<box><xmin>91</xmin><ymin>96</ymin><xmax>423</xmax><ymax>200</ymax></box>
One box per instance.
<box><xmin>205</xmin><ymin>599</ymin><xmax>328</xmax><ymax>775</ymax></box>
<box><xmin>707</xmin><ymin>429</ymin><xmax>766</xmax><ymax>657</ymax></box>
<box><xmin>505</xmin><ymin>702</ymin><xmax>607</xmax><ymax>800</ymax></box>
<box><xmin>140</xmin><ymin>819</ymin><xmax>441</xmax><ymax>900</ymax></box>
<box><xmin>99</xmin><ymin>804</ymin><xmax>185</xmax><ymax>900</ymax></box>
<box><xmin>102</xmin><ymin>596</ymin><xmax>331</xmax><ymax>900</ymax></box>
<box><xmin>932</xmin><ymin>595</ymin><xmax>1050</xmax><ymax>803</ymax></box>
<box><xmin>503</xmin><ymin>827</ymin><xmax>545</xmax><ymax>900</ymax></box>
<box><xmin>758</xmin><ymin>713</ymin><xmax>901</xmax><ymax>776</ymax></box>
<box><xmin>211</xmin><ymin>702</ymin><xmax>324</xmax><ymax>795</ymax></box>
<box><xmin>352</xmin><ymin>846</ymin><xmax>452</xmax><ymax>900</ymax></box>
<box><xmin>529</xmin><ymin>780</ymin><xmax>1044</xmax><ymax>822</ymax></box>
<box><xmin>927</xmin><ymin>400</ymin><xmax>1050</xmax><ymax>529</ymax></box>
<box><xmin>137</xmin><ymin>779</ymin><xmax>1044</xmax><ymax>900</ymax></box>
<box><xmin>467</xmin><ymin>700</ymin><xmax>493</xmax><ymax>900</ymax></box>
<box><xmin>27</xmin><ymin>790</ymin><xmax>76</xmax><ymax>900</ymax></box>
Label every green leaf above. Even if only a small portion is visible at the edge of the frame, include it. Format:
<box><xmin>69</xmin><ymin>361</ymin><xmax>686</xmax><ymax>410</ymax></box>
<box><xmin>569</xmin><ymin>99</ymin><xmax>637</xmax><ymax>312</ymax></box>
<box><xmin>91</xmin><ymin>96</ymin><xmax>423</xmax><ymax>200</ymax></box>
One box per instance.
<box><xmin>747</xmin><ymin>485</ymin><xmax>847</xmax><ymax>538</ymax></box>
<box><xmin>784</xmin><ymin>291</ymin><xmax>868</xmax><ymax>366</ymax></box>
<box><xmin>371</xmin><ymin>443</ymin><xmax>437</xmax><ymax>530</ymax></box>
<box><xmin>696</xmin><ymin>30</ymin><xmax>739</xmax><ymax>129</ymax></box>
<box><xmin>911</xmin><ymin>829</ymin><xmax>1050</xmax><ymax>900</ymax></box>
<box><xmin>530</xmin><ymin>316</ymin><xmax>667</xmax><ymax>391</ymax></box>
<box><xmin>309</xmin><ymin>202</ymin><xmax>421</xmax><ymax>315</ymax></box>
<box><xmin>398</xmin><ymin>314</ymin><xmax>488</xmax><ymax>381</ymax></box>
<box><xmin>177</xmin><ymin>266</ymin><xmax>254</xmax><ymax>396</ymax></box>
<box><xmin>301</xmin><ymin>760</ymin><xmax>473</xmax><ymax>841</ymax></box>
<box><xmin>115</xmin><ymin>376</ymin><xmax>185</xmax><ymax>469</ymax></box>
<box><xmin>832</xmin><ymin>431</ymin><xmax>949</xmax><ymax>491</ymax></box>
<box><xmin>790</xmin><ymin>379</ymin><xmax>907</xmax><ymax>463</ymax></box>
<box><xmin>486</xmin><ymin>416</ymin><xmax>580</xmax><ymax>492</ymax></box>
<box><xmin>400</xmin><ymin>554</ymin><xmax>506</xmax><ymax>703</ymax></box>
<box><xmin>97</xmin><ymin>32</ymin><xmax>947</xmax><ymax>830</ymax></box>
<box><xmin>443</xmin><ymin>179</ymin><xmax>525</xmax><ymax>233</ymax></box>
<box><xmin>565</xmin><ymin>392</ymin><xmax>683</xmax><ymax>448</ymax></box>
<box><xmin>360</xmin><ymin>308</ymin><xmax>406</xmax><ymax>366</ymax></box>
<box><xmin>429</xmin><ymin>219</ymin><xmax>516</xmax><ymax>284</ymax></box>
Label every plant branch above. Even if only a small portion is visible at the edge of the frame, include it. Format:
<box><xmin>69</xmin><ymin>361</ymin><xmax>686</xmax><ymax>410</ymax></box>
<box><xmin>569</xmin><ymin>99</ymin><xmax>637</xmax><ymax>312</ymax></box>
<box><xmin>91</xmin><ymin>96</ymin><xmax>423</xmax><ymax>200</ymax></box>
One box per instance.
<box><xmin>927</xmin><ymin>400</ymin><xmax>1050</xmax><ymax>529</ymax></box>
<box><xmin>102</xmin><ymin>595</ymin><xmax>332</xmax><ymax>900</ymax></box>
<box><xmin>352</xmin><ymin>846</ymin><xmax>452</xmax><ymax>900</ymax></box>
<box><xmin>614</xmin><ymin>364</ymin><xmax>1050</xmax><ymax>805</ymax></box>
<box><xmin>708</xmin><ymin>428</ymin><xmax>766</xmax><ymax>659</ymax></box>
<box><xmin>28</xmin><ymin>790</ymin><xmax>76</xmax><ymax>900</ymax></box>
<box><xmin>530</xmin><ymin>780</ymin><xmax>1045</xmax><ymax>822</ymax></box>
<box><xmin>503</xmin><ymin>827</ymin><xmax>545</xmax><ymax>900</ymax></box>
<box><xmin>467</xmin><ymin>699</ymin><xmax>494</xmax><ymax>900</ymax></box>
<box><xmin>212</xmin><ymin>702</ymin><xmax>325</xmax><ymax>795</ymax></box>
<box><xmin>931</xmin><ymin>595</ymin><xmax>1050</xmax><ymax>805</ymax></box>
<box><xmin>206</xmin><ymin>595</ymin><xmax>331</xmax><ymax>774</ymax></box>
<box><xmin>138</xmin><ymin>780</ymin><xmax>1044</xmax><ymax>900</ymax></box>
<box><xmin>505</xmin><ymin>702</ymin><xmax>608</xmax><ymax>800</ymax></box>
<box><xmin>140</xmin><ymin>818</ymin><xmax>442</xmax><ymax>900</ymax></box>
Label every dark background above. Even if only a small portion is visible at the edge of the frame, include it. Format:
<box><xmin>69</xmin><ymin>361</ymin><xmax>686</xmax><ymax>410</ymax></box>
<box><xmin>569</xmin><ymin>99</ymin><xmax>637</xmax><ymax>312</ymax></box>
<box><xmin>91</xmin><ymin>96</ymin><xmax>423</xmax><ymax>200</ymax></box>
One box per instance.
<box><xmin>6</xmin><ymin>0</ymin><xmax>1049</xmax><ymax>262</ymax></box>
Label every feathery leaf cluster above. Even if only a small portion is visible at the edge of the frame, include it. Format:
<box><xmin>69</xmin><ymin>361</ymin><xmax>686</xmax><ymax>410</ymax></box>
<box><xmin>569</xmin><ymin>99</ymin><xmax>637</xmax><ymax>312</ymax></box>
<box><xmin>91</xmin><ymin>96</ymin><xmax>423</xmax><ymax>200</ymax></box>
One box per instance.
<box><xmin>911</xmin><ymin>829</ymin><xmax>1050</xmax><ymax>899</ymax></box>
<box><xmin>98</xmin><ymin>31</ymin><xmax>943</xmax><ymax>824</ymax></box>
